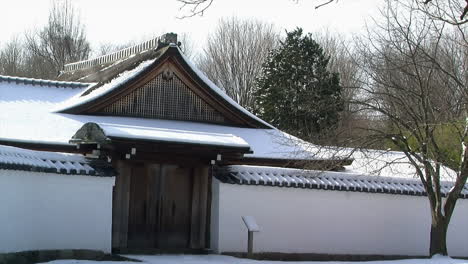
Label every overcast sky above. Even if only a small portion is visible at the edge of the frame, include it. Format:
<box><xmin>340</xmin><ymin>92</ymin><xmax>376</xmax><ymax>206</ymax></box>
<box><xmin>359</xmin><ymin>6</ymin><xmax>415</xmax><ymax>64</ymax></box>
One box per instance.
<box><xmin>0</xmin><ymin>0</ymin><xmax>383</xmax><ymax>56</ymax></box>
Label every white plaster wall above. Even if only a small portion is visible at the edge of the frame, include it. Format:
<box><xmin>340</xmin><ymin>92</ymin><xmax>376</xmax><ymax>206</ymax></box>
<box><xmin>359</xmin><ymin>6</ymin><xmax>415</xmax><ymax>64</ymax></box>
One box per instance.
<box><xmin>0</xmin><ymin>170</ymin><xmax>115</xmax><ymax>253</ymax></box>
<box><xmin>212</xmin><ymin>179</ymin><xmax>468</xmax><ymax>257</ymax></box>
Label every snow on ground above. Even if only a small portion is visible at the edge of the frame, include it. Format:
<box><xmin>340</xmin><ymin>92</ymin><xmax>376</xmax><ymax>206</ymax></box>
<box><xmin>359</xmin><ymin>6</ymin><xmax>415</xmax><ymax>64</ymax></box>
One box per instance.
<box><xmin>39</xmin><ymin>254</ymin><xmax>468</xmax><ymax>264</ymax></box>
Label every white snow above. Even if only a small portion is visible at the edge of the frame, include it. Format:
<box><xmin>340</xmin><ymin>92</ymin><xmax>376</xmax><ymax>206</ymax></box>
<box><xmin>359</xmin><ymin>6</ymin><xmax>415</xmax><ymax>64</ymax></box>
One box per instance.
<box><xmin>38</xmin><ymin>254</ymin><xmax>468</xmax><ymax>264</ymax></box>
<box><xmin>0</xmin><ymin>80</ymin><xmax>460</xmax><ymax>181</ymax></box>
<box><xmin>99</xmin><ymin>123</ymin><xmax>250</xmax><ymax>149</ymax></box>
<box><xmin>0</xmin><ymin>82</ymin><xmax>334</xmax><ymax>160</ymax></box>
<box><xmin>54</xmin><ymin>58</ymin><xmax>156</xmax><ymax>112</ymax></box>
<box><xmin>0</xmin><ymin>50</ymin><xmax>457</xmax><ymax>181</ymax></box>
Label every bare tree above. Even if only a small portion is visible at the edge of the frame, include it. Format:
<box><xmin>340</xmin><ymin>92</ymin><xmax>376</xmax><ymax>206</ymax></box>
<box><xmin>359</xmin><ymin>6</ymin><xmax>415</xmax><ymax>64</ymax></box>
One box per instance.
<box><xmin>0</xmin><ymin>37</ymin><xmax>25</xmax><ymax>76</ymax></box>
<box><xmin>178</xmin><ymin>32</ymin><xmax>196</xmax><ymax>59</ymax></box>
<box><xmin>308</xmin><ymin>0</ymin><xmax>468</xmax><ymax>21</ymax></box>
<box><xmin>416</xmin><ymin>0</ymin><xmax>468</xmax><ymax>22</ymax></box>
<box><xmin>197</xmin><ymin>17</ymin><xmax>278</xmax><ymax>110</ymax></box>
<box><xmin>177</xmin><ymin>0</ymin><xmax>214</xmax><ymax>17</ymax></box>
<box><xmin>311</xmin><ymin>31</ymin><xmax>362</xmax><ymax>144</ymax></box>
<box><xmin>24</xmin><ymin>0</ymin><xmax>90</xmax><ymax>79</ymax></box>
<box><xmin>353</xmin><ymin>0</ymin><xmax>468</xmax><ymax>256</ymax></box>
<box><xmin>176</xmin><ymin>0</ymin><xmax>468</xmax><ymax>22</ymax></box>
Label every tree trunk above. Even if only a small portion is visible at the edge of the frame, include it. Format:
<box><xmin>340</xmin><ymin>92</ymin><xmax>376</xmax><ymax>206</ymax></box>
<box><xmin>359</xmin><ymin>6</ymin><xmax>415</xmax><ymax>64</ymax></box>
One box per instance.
<box><xmin>429</xmin><ymin>218</ymin><xmax>448</xmax><ymax>256</ymax></box>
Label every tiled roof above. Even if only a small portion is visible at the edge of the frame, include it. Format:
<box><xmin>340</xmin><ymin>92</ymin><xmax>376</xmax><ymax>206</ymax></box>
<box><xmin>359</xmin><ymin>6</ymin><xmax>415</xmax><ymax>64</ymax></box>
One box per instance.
<box><xmin>0</xmin><ymin>75</ymin><xmax>90</xmax><ymax>88</ymax></box>
<box><xmin>0</xmin><ymin>145</ymin><xmax>114</xmax><ymax>177</ymax></box>
<box><xmin>216</xmin><ymin>165</ymin><xmax>468</xmax><ymax>198</ymax></box>
<box><xmin>62</xmin><ymin>33</ymin><xmax>176</xmax><ymax>73</ymax></box>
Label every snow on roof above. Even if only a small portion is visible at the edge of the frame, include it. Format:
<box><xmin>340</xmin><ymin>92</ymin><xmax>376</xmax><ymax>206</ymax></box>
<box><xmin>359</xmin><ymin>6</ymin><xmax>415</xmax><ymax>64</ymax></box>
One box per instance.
<box><xmin>88</xmin><ymin>122</ymin><xmax>251</xmax><ymax>149</ymax></box>
<box><xmin>0</xmin><ymin>75</ymin><xmax>336</xmax><ymax>160</ymax></box>
<box><xmin>178</xmin><ymin>47</ymin><xmax>274</xmax><ymax>129</ymax></box>
<box><xmin>219</xmin><ymin>165</ymin><xmax>468</xmax><ymax>198</ymax></box>
<box><xmin>0</xmin><ymin>74</ymin><xmax>91</xmax><ymax>89</ymax></box>
<box><xmin>0</xmin><ymin>144</ymin><xmax>114</xmax><ymax>176</ymax></box>
<box><xmin>55</xmin><ymin>45</ymin><xmax>273</xmax><ymax>129</ymax></box>
<box><xmin>53</xmin><ymin>57</ymin><xmax>157</xmax><ymax>112</ymax></box>
<box><xmin>1</xmin><ymin>76</ymin><xmax>455</xmax><ymax>182</ymax></box>
<box><xmin>0</xmin><ymin>81</ymin><xmax>87</xmax><ymax>145</ymax></box>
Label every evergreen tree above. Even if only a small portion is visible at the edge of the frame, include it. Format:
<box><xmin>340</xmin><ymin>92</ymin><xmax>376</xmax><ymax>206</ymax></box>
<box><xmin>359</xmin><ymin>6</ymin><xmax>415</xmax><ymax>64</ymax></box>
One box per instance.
<box><xmin>255</xmin><ymin>28</ymin><xmax>343</xmax><ymax>141</ymax></box>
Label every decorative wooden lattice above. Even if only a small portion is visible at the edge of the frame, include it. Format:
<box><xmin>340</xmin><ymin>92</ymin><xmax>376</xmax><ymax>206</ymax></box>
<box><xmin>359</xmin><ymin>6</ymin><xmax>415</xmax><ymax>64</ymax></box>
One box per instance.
<box><xmin>98</xmin><ymin>73</ymin><xmax>227</xmax><ymax>123</ymax></box>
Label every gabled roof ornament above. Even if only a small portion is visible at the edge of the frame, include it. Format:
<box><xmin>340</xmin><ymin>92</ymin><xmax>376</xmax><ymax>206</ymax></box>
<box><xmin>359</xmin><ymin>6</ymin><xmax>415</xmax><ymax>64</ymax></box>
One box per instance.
<box><xmin>159</xmin><ymin>33</ymin><xmax>178</xmax><ymax>45</ymax></box>
<box><xmin>70</xmin><ymin>122</ymin><xmax>108</xmax><ymax>145</ymax></box>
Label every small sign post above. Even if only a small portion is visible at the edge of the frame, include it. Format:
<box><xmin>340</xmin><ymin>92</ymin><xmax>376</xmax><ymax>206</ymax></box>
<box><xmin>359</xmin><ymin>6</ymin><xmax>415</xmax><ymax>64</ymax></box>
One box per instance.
<box><xmin>242</xmin><ymin>216</ymin><xmax>260</xmax><ymax>258</ymax></box>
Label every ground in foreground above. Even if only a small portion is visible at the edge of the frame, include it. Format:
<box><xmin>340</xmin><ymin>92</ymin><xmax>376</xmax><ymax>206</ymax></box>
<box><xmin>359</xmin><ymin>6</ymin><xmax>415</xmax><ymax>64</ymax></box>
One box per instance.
<box><xmin>40</xmin><ymin>254</ymin><xmax>467</xmax><ymax>264</ymax></box>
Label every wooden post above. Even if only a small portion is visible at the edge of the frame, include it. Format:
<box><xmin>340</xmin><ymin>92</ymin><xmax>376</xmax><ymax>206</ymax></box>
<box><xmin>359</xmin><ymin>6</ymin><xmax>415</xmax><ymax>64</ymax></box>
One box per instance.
<box><xmin>247</xmin><ymin>231</ymin><xmax>254</xmax><ymax>258</ymax></box>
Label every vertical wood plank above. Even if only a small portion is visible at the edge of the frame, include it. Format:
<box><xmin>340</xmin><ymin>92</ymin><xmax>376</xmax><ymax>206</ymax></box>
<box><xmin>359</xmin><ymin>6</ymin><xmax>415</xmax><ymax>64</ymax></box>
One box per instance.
<box><xmin>159</xmin><ymin>165</ymin><xmax>192</xmax><ymax>249</ymax></box>
<box><xmin>190</xmin><ymin>167</ymin><xmax>201</xmax><ymax>248</ymax></box>
<box><xmin>128</xmin><ymin>164</ymin><xmax>149</xmax><ymax>248</ymax></box>
<box><xmin>120</xmin><ymin>162</ymin><xmax>131</xmax><ymax>248</ymax></box>
<box><xmin>205</xmin><ymin>165</ymin><xmax>213</xmax><ymax>249</ymax></box>
<box><xmin>112</xmin><ymin>160</ymin><xmax>131</xmax><ymax>249</ymax></box>
<box><xmin>189</xmin><ymin>166</ymin><xmax>209</xmax><ymax>249</ymax></box>
<box><xmin>147</xmin><ymin>163</ymin><xmax>161</xmax><ymax>247</ymax></box>
<box><xmin>199</xmin><ymin>166</ymin><xmax>209</xmax><ymax>249</ymax></box>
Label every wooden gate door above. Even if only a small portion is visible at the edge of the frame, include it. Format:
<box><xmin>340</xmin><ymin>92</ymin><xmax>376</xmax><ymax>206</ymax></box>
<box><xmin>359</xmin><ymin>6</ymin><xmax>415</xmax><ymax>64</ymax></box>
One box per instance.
<box><xmin>157</xmin><ymin>165</ymin><xmax>193</xmax><ymax>249</ymax></box>
<box><xmin>127</xmin><ymin>164</ymin><xmax>155</xmax><ymax>248</ymax></box>
<box><xmin>126</xmin><ymin>163</ymin><xmax>194</xmax><ymax>250</ymax></box>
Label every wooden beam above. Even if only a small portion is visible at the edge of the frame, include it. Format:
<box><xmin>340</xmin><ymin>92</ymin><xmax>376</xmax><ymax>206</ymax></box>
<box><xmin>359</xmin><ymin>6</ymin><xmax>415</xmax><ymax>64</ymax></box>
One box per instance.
<box><xmin>0</xmin><ymin>140</ymin><xmax>82</xmax><ymax>153</ymax></box>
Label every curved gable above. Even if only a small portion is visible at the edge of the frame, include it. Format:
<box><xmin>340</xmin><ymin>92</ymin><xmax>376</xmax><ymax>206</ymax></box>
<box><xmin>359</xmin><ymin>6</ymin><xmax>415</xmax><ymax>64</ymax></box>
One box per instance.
<box><xmin>58</xmin><ymin>46</ymin><xmax>272</xmax><ymax>128</ymax></box>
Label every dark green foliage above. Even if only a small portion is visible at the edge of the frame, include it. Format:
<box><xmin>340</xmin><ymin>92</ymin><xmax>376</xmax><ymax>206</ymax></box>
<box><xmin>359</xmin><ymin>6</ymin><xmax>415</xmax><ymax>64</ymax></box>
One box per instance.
<box><xmin>254</xmin><ymin>28</ymin><xmax>343</xmax><ymax>140</ymax></box>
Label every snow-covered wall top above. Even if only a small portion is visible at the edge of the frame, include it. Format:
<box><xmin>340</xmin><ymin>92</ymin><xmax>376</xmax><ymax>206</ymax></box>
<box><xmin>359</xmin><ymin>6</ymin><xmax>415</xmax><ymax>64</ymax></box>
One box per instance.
<box><xmin>217</xmin><ymin>165</ymin><xmax>468</xmax><ymax>198</ymax></box>
<box><xmin>0</xmin><ymin>144</ymin><xmax>114</xmax><ymax>176</ymax></box>
<box><xmin>0</xmin><ymin>74</ymin><xmax>91</xmax><ymax>89</ymax></box>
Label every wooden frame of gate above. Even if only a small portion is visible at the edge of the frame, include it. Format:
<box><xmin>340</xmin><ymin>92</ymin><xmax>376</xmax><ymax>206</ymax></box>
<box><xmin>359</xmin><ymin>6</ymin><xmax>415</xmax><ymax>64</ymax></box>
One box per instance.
<box><xmin>111</xmin><ymin>157</ymin><xmax>212</xmax><ymax>253</ymax></box>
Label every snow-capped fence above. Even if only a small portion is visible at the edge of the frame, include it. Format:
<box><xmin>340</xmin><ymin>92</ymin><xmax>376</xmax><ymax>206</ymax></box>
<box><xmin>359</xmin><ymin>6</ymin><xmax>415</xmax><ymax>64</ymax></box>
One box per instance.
<box><xmin>211</xmin><ymin>177</ymin><xmax>468</xmax><ymax>257</ymax></box>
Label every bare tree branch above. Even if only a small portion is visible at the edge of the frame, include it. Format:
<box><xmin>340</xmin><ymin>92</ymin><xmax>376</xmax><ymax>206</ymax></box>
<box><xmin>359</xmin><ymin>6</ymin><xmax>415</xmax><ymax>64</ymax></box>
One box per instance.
<box><xmin>176</xmin><ymin>0</ymin><xmax>214</xmax><ymax>18</ymax></box>
<box><xmin>24</xmin><ymin>0</ymin><xmax>90</xmax><ymax>79</ymax></box>
<box><xmin>351</xmin><ymin>0</ymin><xmax>468</xmax><ymax>255</ymax></box>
